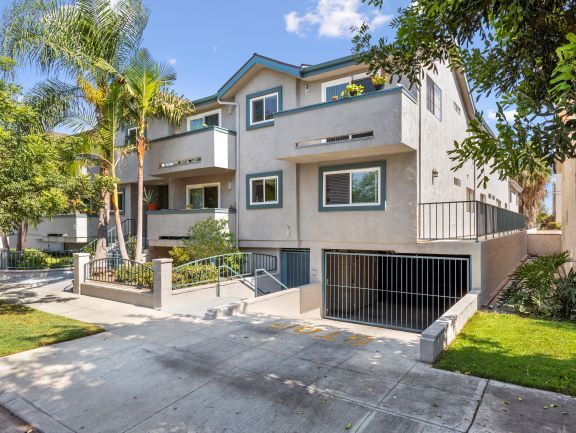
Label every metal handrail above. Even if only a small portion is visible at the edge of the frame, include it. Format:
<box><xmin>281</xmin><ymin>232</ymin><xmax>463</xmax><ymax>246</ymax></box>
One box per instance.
<box><xmin>254</xmin><ymin>268</ymin><xmax>288</xmax><ymax>297</ymax></box>
<box><xmin>80</xmin><ymin>219</ymin><xmax>135</xmax><ymax>253</ymax></box>
<box><xmin>217</xmin><ymin>264</ymin><xmax>256</xmax><ymax>297</ymax></box>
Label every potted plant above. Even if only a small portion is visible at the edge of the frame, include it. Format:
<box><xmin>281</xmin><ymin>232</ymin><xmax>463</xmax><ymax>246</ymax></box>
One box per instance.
<box><xmin>143</xmin><ymin>188</ymin><xmax>158</xmax><ymax>211</ymax></box>
<box><xmin>341</xmin><ymin>83</ymin><xmax>364</xmax><ymax>98</ymax></box>
<box><xmin>371</xmin><ymin>74</ymin><xmax>388</xmax><ymax>91</ymax></box>
<box><xmin>331</xmin><ymin>95</ymin><xmax>339</xmax><ymax>101</ymax></box>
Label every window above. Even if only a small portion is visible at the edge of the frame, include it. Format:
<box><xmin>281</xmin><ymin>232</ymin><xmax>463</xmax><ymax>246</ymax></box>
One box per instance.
<box><xmin>453</xmin><ymin>102</ymin><xmax>461</xmax><ymax>115</ymax></box>
<box><xmin>466</xmin><ymin>188</ymin><xmax>475</xmax><ymax>212</ymax></box>
<box><xmin>186</xmin><ymin>183</ymin><xmax>220</xmax><ymax>209</ymax></box>
<box><xmin>126</xmin><ymin>127</ymin><xmax>138</xmax><ymax>145</ymax></box>
<box><xmin>246</xmin><ymin>171</ymin><xmax>283</xmax><ymax>209</ymax></box>
<box><xmin>426</xmin><ymin>76</ymin><xmax>442</xmax><ymax>120</ymax></box>
<box><xmin>319</xmin><ymin>162</ymin><xmax>385</xmax><ymax>211</ymax></box>
<box><xmin>496</xmin><ymin>199</ymin><xmax>502</xmax><ymax>208</ymax></box>
<box><xmin>454</xmin><ymin>177</ymin><xmax>462</xmax><ymax>187</ymax></box>
<box><xmin>480</xmin><ymin>193</ymin><xmax>486</xmax><ymax>203</ymax></box>
<box><xmin>321</xmin><ymin>73</ymin><xmax>376</xmax><ymax>102</ymax></box>
<box><xmin>117</xmin><ymin>188</ymin><xmax>125</xmax><ymax>212</ymax></box>
<box><xmin>188</xmin><ymin>110</ymin><xmax>221</xmax><ymax>131</ymax></box>
<box><xmin>246</xmin><ymin>87</ymin><xmax>282</xmax><ymax>129</ymax></box>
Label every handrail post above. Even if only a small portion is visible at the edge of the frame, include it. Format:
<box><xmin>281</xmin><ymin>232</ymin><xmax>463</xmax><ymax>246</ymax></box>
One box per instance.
<box><xmin>217</xmin><ymin>266</ymin><xmax>221</xmax><ymax>297</ymax></box>
<box><xmin>254</xmin><ymin>269</ymin><xmax>258</xmax><ymax>297</ymax></box>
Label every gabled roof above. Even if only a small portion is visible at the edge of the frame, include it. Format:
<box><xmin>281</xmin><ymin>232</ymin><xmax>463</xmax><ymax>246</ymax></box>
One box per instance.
<box><xmin>217</xmin><ymin>54</ymin><xmax>301</xmax><ymax>97</ymax></box>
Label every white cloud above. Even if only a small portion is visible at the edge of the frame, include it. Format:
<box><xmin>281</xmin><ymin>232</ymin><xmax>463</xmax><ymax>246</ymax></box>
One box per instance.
<box><xmin>487</xmin><ymin>108</ymin><xmax>517</xmax><ymax>122</ymax></box>
<box><xmin>284</xmin><ymin>0</ymin><xmax>392</xmax><ymax>38</ymax></box>
<box><xmin>167</xmin><ymin>58</ymin><xmax>177</xmax><ymax>66</ymax></box>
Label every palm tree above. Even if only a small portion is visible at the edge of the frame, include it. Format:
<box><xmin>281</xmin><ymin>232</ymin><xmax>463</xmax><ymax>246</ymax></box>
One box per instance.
<box><xmin>516</xmin><ymin>166</ymin><xmax>551</xmax><ymax>227</ymax></box>
<box><xmin>1</xmin><ymin>0</ymin><xmax>148</xmax><ymax>260</ymax></box>
<box><xmin>97</xmin><ymin>49</ymin><xmax>194</xmax><ymax>262</ymax></box>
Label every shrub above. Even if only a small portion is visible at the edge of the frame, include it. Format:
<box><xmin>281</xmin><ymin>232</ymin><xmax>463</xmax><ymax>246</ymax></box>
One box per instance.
<box><xmin>126</xmin><ymin>235</ymin><xmax>137</xmax><ymax>260</ymax></box>
<box><xmin>114</xmin><ymin>263</ymin><xmax>153</xmax><ymax>288</ymax></box>
<box><xmin>182</xmin><ymin>219</ymin><xmax>237</xmax><ymax>260</ymax></box>
<box><xmin>19</xmin><ymin>249</ymin><xmax>48</xmax><ymax>269</ymax></box>
<box><xmin>168</xmin><ymin>247</ymin><xmax>190</xmax><ymax>266</ymax></box>
<box><xmin>544</xmin><ymin>221</ymin><xmax>562</xmax><ymax>230</ymax></box>
<box><xmin>502</xmin><ymin>251</ymin><xmax>576</xmax><ymax>320</ymax></box>
<box><xmin>172</xmin><ymin>263</ymin><xmax>218</xmax><ymax>287</ymax></box>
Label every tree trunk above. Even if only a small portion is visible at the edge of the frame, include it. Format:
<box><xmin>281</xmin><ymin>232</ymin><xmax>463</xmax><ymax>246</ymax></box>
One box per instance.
<box><xmin>112</xmin><ymin>184</ymin><xmax>129</xmax><ymax>260</ymax></box>
<box><xmin>16</xmin><ymin>221</ymin><xmax>28</xmax><ymax>251</ymax></box>
<box><xmin>94</xmin><ymin>189</ymin><xmax>110</xmax><ymax>261</ymax></box>
<box><xmin>1</xmin><ymin>233</ymin><xmax>9</xmax><ymax>251</ymax></box>
<box><xmin>134</xmin><ymin>136</ymin><xmax>145</xmax><ymax>263</ymax></box>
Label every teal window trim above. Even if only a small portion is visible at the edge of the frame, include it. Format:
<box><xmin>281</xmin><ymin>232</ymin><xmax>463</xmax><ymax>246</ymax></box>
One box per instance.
<box><xmin>246</xmin><ymin>170</ymin><xmax>283</xmax><ymax>209</ymax></box>
<box><xmin>318</xmin><ymin>161</ymin><xmax>386</xmax><ymax>212</ymax></box>
<box><xmin>246</xmin><ymin>86</ymin><xmax>283</xmax><ymax>130</ymax></box>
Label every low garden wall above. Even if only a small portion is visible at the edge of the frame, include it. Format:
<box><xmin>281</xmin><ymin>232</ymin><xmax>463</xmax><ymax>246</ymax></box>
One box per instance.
<box><xmin>527</xmin><ymin>230</ymin><xmax>562</xmax><ymax>256</ymax></box>
<box><xmin>420</xmin><ymin>289</ymin><xmax>480</xmax><ymax>363</ymax></box>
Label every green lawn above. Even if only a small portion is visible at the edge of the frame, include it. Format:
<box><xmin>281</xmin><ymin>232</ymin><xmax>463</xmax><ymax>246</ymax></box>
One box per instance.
<box><xmin>0</xmin><ymin>301</ymin><xmax>103</xmax><ymax>357</ymax></box>
<box><xmin>435</xmin><ymin>311</ymin><xmax>576</xmax><ymax>396</ymax></box>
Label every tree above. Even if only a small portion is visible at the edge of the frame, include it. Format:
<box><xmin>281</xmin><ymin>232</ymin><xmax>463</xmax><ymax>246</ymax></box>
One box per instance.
<box><xmin>2</xmin><ymin>0</ymin><xmax>149</xmax><ymax>260</ymax></box>
<box><xmin>182</xmin><ymin>219</ymin><xmax>237</xmax><ymax>261</ymax></box>
<box><xmin>516</xmin><ymin>169</ymin><xmax>551</xmax><ymax>227</ymax></box>
<box><xmin>0</xmin><ymin>57</ymin><xmax>85</xmax><ymax>249</ymax></box>
<box><xmin>97</xmin><ymin>48</ymin><xmax>194</xmax><ymax>262</ymax></box>
<box><xmin>352</xmin><ymin>0</ymin><xmax>576</xmax><ymax>181</ymax></box>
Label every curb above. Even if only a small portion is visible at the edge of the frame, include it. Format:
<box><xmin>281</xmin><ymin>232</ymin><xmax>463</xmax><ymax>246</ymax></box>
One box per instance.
<box><xmin>0</xmin><ymin>392</ymin><xmax>75</xmax><ymax>433</ymax></box>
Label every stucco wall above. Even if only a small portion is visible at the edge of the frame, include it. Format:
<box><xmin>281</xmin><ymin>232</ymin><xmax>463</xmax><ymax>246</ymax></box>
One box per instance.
<box><xmin>561</xmin><ymin>158</ymin><xmax>576</xmax><ymax>259</ymax></box>
<box><xmin>527</xmin><ymin>230</ymin><xmax>563</xmax><ymax>256</ymax></box>
<box><xmin>480</xmin><ymin>231</ymin><xmax>527</xmax><ymax>304</ymax></box>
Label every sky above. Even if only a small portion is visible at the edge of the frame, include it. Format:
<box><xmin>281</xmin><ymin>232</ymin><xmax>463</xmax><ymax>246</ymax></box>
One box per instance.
<box><xmin>0</xmin><ymin>0</ymin><xmax>554</xmax><ymax>208</ymax></box>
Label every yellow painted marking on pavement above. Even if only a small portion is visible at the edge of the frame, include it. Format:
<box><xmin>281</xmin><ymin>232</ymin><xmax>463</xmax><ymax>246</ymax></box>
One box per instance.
<box><xmin>343</xmin><ymin>335</ymin><xmax>373</xmax><ymax>347</ymax></box>
<box><xmin>268</xmin><ymin>322</ymin><xmax>298</xmax><ymax>331</ymax></box>
<box><xmin>315</xmin><ymin>331</ymin><xmax>342</xmax><ymax>342</ymax></box>
<box><xmin>292</xmin><ymin>326</ymin><xmax>322</xmax><ymax>335</ymax></box>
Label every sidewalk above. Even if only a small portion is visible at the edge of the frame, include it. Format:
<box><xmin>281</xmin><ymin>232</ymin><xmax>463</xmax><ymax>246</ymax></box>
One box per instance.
<box><xmin>0</xmin><ymin>278</ymin><xmax>574</xmax><ymax>433</ymax></box>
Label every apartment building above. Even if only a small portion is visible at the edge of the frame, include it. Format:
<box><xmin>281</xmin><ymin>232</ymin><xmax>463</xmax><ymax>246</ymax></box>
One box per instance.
<box><xmin>27</xmin><ymin>53</ymin><xmax>528</xmax><ymax>331</ymax></box>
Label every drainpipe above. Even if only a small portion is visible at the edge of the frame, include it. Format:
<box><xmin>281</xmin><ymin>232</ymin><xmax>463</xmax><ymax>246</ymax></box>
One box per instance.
<box><xmin>217</xmin><ymin>97</ymin><xmax>240</xmax><ymax>248</ymax></box>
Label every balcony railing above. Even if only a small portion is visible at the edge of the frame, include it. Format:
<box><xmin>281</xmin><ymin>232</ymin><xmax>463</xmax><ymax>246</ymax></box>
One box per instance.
<box><xmin>418</xmin><ymin>201</ymin><xmax>526</xmax><ymax>241</ymax></box>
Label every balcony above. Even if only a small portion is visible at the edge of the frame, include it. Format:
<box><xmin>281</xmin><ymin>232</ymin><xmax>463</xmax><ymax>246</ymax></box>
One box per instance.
<box><xmin>146</xmin><ymin>208</ymin><xmax>236</xmax><ymax>248</ymax></box>
<box><xmin>274</xmin><ymin>87</ymin><xmax>418</xmax><ymax>163</ymax></box>
<box><xmin>28</xmin><ymin>214</ymin><xmax>99</xmax><ymax>244</ymax></box>
<box><xmin>418</xmin><ymin>201</ymin><xmax>527</xmax><ymax>241</ymax></box>
<box><xmin>147</xmin><ymin>126</ymin><xmax>236</xmax><ymax>178</ymax></box>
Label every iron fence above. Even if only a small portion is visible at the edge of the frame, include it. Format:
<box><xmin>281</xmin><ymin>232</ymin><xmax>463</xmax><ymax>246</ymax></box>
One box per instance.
<box><xmin>0</xmin><ymin>249</ymin><xmax>75</xmax><ymax>270</ymax></box>
<box><xmin>85</xmin><ymin>257</ymin><xmax>153</xmax><ymax>289</ymax></box>
<box><xmin>172</xmin><ymin>252</ymin><xmax>277</xmax><ymax>290</ymax></box>
<box><xmin>323</xmin><ymin>251</ymin><xmax>470</xmax><ymax>332</ymax></box>
<box><xmin>418</xmin><ymin>201</ymin><xmax>526</xmax><ymax>240</ymax></box>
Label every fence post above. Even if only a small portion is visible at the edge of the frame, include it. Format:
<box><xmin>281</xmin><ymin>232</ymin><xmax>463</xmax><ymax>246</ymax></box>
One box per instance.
<box><xmin>153</xmin><ymin>258</ymin><xmax>172</xmax><ymax>309</ymax></box>
<box><xmin>73</xmin><ymin>252</ymin><xmax>90</xmax><ymax>294</ymax></box>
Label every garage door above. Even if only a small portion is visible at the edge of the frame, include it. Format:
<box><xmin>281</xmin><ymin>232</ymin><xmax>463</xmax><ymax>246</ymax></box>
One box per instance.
<box><xmin>323</xmin><ymin>251</ymin><xmax>470</xmax><ymax>332</ymax></box>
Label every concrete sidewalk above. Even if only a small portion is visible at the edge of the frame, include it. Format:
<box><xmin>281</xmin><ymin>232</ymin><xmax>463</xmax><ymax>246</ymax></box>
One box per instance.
<box><xmin>0</xmin><ymin>279</ymin><xmax>574</xmax><ymax>433</ymax></box>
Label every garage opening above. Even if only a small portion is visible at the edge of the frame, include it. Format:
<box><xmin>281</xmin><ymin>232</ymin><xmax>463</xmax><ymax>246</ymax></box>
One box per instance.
<box><xmin>323</xmin><ymin>251</ymin><xmax>470</xmax><ymax>332</ymax></box>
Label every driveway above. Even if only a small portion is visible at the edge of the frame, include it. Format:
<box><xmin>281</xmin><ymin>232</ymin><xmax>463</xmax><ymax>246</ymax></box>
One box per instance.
<box><xmin>0</xmin><ymin>278</ymin><xmax>574</xmax><ymax>433</ymax></box>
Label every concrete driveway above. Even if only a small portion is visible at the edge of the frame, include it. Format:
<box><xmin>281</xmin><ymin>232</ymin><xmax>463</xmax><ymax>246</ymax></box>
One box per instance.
<box><xmin>0</xmin><ymin>278</ymin><xmax>574</xmax><ymax>433</ymax></box>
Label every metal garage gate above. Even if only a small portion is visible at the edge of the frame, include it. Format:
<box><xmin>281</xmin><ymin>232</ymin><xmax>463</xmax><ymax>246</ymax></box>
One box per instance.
<box><xmin>323</xmin><ymin>251</ymin><xmax>470</xmax><ymax>332</ymax></box>
<box><xmin>281</xmin><ymin>249</ymin><xmax>310</xmax><ymax>288</ymax></box>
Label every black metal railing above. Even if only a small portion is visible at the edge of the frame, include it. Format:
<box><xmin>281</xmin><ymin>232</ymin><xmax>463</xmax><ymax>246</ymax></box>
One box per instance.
<box><xmin>418</xmin><ymin>201</ymin><xmax>527</xmax><ymax>241</ymax></box>
<box><xmin>0</xmin><ymin>249</ymin><xmax>75</xmax><ymax>270</ymax></box>
<box><xmin>172</xmin><ymin>252</ymin><xmax>277</xmax><ymax>290</ymax></box>
<box><xmin>85</xmin><ymin>257</ymin><xmax>153</xmax><ymax>289</ymax></box>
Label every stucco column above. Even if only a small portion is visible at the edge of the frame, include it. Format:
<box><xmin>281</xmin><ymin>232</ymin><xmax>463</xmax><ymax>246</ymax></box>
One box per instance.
<box><xmin>73</xmin><ymin>252</ymin><xmax>90</xmax><ymax>294</ymax></box>
<box><xmin>153</xmin><ymin>258</ymin><xmax>172</xmax><ymax>309</ymax></box>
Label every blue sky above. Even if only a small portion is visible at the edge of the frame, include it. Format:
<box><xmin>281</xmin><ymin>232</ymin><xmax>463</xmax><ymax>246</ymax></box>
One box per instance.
<box><xmin>0</xmin><ymin>0</ymin><xmax>553</xmax><ymax>207</ymax></box>
<box><xmin>1</xmin><ymin>0</ymin><xmax>498</xmax><ymax>126</ymax></box>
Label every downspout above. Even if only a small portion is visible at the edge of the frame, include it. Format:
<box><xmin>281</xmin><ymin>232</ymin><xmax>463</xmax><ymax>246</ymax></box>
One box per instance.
<box><xmin>217</xmin><ymin>97</ymin><xmax>240</xmax><ymax>248</ymax></box>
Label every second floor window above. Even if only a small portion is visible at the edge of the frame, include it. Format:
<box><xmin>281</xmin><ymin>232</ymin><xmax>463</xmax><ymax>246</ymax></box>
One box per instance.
<box><xmin>426</xmin><ymin>76</ymin><xmax>442</xmax><ymax>120</ymax></box>
<box><xmin>187</xmin><ymin>183</ymin><xmax>219</xmax><ymax>209</ymax></box>
<box><xmin>127</xmin><ymin>127</ymin><xmax>138</xmax><ymax>145</ymax></box>
<box><xmin>188</xmin><ymin>110</ymin><xmax>221</xmax><ymax>131</ymax></box>
<box><xmin>250</xmin><ymin>92</ymin><xmax>278</xmax><ymax>126</ymax></box>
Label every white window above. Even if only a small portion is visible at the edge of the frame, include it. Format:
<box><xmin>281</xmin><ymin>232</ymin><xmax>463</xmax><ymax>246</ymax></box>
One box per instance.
<box><xmin>249</xmin><ymin>175</ymin><xmax>279</xmax><ymax>205</ymax></box>
<box><xmin>323</xmin><ymin>167</ymin><xmax>380</xmax><ymax>207</ymax></box>
<box><xmin>250</xmin><ymin>93</ymin><xmax>278</xmax><ymax>125</ymax></box>
<box><xmin>466</xmin><ymin>187</ymin><xmax>475</xmax><ymax>213</ymax></box>
<box><xmin>117</xmin><ymin>189</ymin><xmax>124</xmax><ymax>212</ymax></box>
<box><xmin>426</xmin><ymin>76</ymin><xmax>442</xmax><ymax>120</ymax></box>
<box><xmin>187</xmin><ymin>109</ymin><xmax>221</xmax><ymax>131</ymax></box>
<box><xmin>453</xmin><ymin>102</ymin><xmax>461</xmax><ymax>115</ymax></box>
<box><xmin>186</xmin><ymin>183</ymin><xmax>220</xmax><ymax>209</ymax></box>
<box><xmin>127</xmin><ymin>127</ymin><xmax>138</xmax><ymax>145</ymax></box>
<box><xmin>321</xmin><ymin>73</ymin><xmax>372</xmax><ymax>102</ymax></box>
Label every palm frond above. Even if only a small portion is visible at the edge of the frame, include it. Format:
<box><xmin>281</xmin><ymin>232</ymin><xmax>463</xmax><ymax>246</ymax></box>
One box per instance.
<box><xmin>152</xmin><ymin>90</ymin><xmax>195</xmax><ymax>126</ymax></box>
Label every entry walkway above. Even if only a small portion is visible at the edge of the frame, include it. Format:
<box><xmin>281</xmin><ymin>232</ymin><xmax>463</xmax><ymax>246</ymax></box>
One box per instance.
<box><xmin>0</xmin><ymin>279</ymin><xmax>573</xmax><ymax>433</ymax></box>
